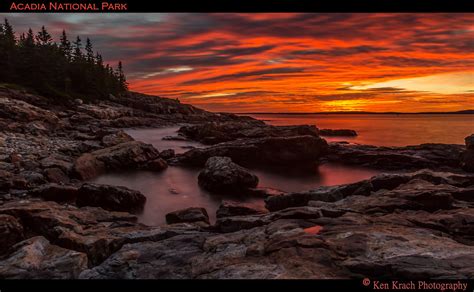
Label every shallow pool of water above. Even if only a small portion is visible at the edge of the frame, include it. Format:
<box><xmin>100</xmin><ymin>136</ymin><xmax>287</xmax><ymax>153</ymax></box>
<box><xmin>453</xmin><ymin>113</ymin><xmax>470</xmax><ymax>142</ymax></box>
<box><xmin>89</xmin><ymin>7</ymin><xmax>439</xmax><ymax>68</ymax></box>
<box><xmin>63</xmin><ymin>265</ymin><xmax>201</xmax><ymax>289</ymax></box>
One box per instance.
<box><xmin>92</xmin><ymin>163</ymin><xmax>379</xmax><ymax>226</ymax></box>
<box><xmin>91</xmin><ymin>126</ymin><xmax>379</xmax><ymax>226</ymax></box>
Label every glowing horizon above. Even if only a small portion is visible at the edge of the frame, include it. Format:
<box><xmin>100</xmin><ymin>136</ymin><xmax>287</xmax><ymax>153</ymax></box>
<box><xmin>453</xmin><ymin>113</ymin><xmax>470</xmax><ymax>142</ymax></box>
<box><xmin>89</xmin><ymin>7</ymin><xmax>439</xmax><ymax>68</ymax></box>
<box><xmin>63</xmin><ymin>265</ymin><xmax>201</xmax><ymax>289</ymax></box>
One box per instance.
<box><xmin>2</xmin><ymin>13</ymin><xmax>473</xmax><ymax>113</ymax></box>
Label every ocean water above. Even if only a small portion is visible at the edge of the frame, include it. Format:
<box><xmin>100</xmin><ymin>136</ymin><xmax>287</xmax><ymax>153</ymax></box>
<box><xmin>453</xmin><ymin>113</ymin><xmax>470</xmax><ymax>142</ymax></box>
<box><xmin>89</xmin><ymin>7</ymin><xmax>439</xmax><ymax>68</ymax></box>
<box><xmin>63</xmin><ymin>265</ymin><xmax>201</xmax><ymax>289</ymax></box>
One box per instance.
<box><xmin>249</xmin><ymin>113</ymin><xmax>473</xmax><ymax>146</ymax></box>
<box><xmin>92</xmin><ymin>114</ymin><xmax>473</xmax><ymax>226</ymax></box>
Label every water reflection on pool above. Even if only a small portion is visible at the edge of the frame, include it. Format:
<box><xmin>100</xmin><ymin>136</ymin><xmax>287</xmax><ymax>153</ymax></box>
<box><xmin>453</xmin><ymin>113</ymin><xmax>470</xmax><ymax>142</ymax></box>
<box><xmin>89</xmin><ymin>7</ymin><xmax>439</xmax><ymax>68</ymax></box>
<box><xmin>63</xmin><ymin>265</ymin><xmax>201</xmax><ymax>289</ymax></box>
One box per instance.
<box><xmin>92</xmin><ymin>163</ymin><xmax>379</xmax><ymax>226</ymax></box>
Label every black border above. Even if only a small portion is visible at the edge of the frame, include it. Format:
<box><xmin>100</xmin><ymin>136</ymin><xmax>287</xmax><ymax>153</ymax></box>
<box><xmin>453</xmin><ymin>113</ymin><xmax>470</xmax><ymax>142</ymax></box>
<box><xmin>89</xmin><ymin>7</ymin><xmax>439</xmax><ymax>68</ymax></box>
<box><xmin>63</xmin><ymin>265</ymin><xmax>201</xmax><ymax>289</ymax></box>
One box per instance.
<box><xmin>0</xmin><ymin>0</ymin><xmax>473</xmax><ymax>13</ymax></box>
<box><xmin>0</xmin><ymin>0</ymin><xmax>473</xmax><ymax>289</ymax></box>
<box><xmin>1</xmin><ymin>279</ymin><xmax>472</xmax><ymax>291</ymax></box>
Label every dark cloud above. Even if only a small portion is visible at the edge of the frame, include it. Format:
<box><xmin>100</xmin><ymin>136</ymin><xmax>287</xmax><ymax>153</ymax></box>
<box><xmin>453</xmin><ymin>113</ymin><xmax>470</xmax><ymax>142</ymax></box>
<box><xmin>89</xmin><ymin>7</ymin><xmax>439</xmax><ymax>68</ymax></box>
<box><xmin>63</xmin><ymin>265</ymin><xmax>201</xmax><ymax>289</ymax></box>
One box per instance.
<box><xmin>127</xmin><ymin>54</ymin><xmax>245</xmax><ymax>73</ymax></box>
<box><xmin>180</xmin><ymin>67</ymin><xmax>306</xmax><ymax>85</ymax></box>
<box><xmin>292</xmin><ymin>45</ymin><xmax>387</xmax><ymax>57</ymax></box>
<box><xmin>215</xmin><ymin>45</ymin><xmax>276</xmax><ymax>57</ymax></box>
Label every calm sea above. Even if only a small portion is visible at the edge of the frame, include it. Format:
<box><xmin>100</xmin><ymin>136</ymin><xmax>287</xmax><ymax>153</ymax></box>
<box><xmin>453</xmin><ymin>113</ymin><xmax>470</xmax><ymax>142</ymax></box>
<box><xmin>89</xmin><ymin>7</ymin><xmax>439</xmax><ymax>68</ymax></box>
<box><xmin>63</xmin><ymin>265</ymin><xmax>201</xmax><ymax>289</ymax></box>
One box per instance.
<box><xmin>249</xmin><ymin>113</ymin><xmax>473</xmax><ymax>146</ymax></box>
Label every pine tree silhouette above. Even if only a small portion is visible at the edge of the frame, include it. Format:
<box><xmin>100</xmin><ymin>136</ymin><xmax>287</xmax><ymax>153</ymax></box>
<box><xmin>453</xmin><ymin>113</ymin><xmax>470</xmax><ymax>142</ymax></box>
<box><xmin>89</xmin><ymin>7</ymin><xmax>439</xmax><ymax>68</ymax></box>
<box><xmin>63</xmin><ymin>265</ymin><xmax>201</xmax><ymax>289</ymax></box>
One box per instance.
<box><xmin>0</xmin><ymin>18</ymin><xmax>127</xmax><ymax>102</ymax></box>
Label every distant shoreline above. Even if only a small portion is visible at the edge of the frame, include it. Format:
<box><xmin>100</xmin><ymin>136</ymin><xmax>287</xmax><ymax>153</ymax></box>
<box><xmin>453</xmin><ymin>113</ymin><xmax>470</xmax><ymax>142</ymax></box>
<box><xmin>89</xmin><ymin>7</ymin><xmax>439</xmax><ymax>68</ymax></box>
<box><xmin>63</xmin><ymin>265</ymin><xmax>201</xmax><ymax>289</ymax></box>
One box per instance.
<box><xmin>236</xmin><ymin>110</ymin><xmax>474</xmax><ymax>115</ymax></box>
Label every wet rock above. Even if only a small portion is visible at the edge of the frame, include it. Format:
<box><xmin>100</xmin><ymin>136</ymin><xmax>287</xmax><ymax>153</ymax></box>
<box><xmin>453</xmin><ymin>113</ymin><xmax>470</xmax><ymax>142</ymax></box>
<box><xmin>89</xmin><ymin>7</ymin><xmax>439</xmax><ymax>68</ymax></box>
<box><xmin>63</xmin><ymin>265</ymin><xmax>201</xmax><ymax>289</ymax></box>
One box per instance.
<box><xmin>40</xmin><ymin>155</ymin><xmax>73</xmax><ymax>174</ymax></box>
<box><xmin>166</xmin><ymin>207</ymin><xmax>210</xmax><ymax>225</ymax></box>
<box><xmin>0</xmin><ymin>170</ymin><xmax>13</xmax><ymax>191</ymax></box>
<box><xmin>160</xmin><ymin>149</ymin><xmax>175</xmax><ymax>160</ymax></box>
<box><xmin>385</xmin><ymin>179</ymin><xmax>455</xmax><ymax>212</ymax></box>
<box><xmin>145</xmin><ymin>158</ymin><xmax>168</xmax><ymax>171</ymax></box>
<box><xmin>321</xmin><ymin>215</ymin><xmax>474</xmax><ymax>279</ymax></box>
<box><xmin>326</xmin><ymin>142</ymin><xmax>465</xmax><ymax>171</ymax></box>
<box><xmin>466</xmin><ymin>134</ymin><xmax>474</xmax><ymax>149</ymax></box>
<box><xmin>0</xmin><ymin>97</ymin><xmax>59</xmax><ymax>126</ymax></box>
<box><xmin>216</xmin><ymin>200</ymin><xmax>268</xmax><ymax>218</ymax></box>
<box><xmin>215</xmin><ymin>214</ymin><xmax>267</xmax><ymax>233</ymax></box>
<box><xmin>176</xmin><ymin>135</ymin><xmax>328</xmax><ymax>168</ymax></box>
<box><xmin>25</xmin><ymin>121</ymin><xmax>49</xmax><ymax>134</ymax></box>
<box><xmin>244</xmin><ymin>187</ymin><xmax>287</xmax><ymax>198</ymax></box>
<box><xmin>308</xmin><ymin>179</ymin><xmax>459</xmax><ymax>215</ymax></box>
<box><xmin>215</xmin><ymin>206</ymin><xmax>325</xmax><ymax>233</ymax></box>
<box><xmin>267</xmin><ymin>170</ymin><xmax>473</xmax><ymax>212</ymax></box>
<box><xmin>178</xmin><ymin>121</ymin><xmax>319</xmax><ymax>145</ymax></box>
<box><xmin>77</xmin><ymin>183</ymin><xmax>146</xmax><ymax>213</ymax></box>
<box><xmin>74</xmin><ymin>132</ymin><xmax>97</xmax><ymax>141</ymax></box>
<box><xmin>77</xmin><ymin>103</ymin><xmax>127</xmax><ymax>120</ymax></box>
<box><xmin>29</xmin><ymin>183</ymin><xmax>79</xmax><ymax>203</ymax></box>
<box><xmin>44</xmin><ymin>167</ymin><xmax>70</xmax><ymax>184</ymax></box>
<box><xmin>0</xmin><ymin>236</ymin><xmax>88</xmax><ymax>279</ymax></box>
<box><xmin>20</xmin><ymin>171</ymin><xmax>47</xmax><ymax>188</ymax></box>
<box><xmin>9</xmin><ymin>152</ymin><xmax>22</xmax><ymax>165</ymax></box>
<box><xmin>319</xmin><ymin>129</ymin><xmax>357</xmax><ymax>136</ymax></box>
<box><xmin>462</xmin><ymin>134</ymin><xmax>474</xmax><ymax>172</ymax></box>
<box><xmin>265</xmin><ymin>179</ymin><xmax>371</xmax><ymax>211</ymax></box>
<box><xmin>72</xmin><ymin>153</ymin><xmax>105</xmax><ymax>180</ymax></box>
<box><xmin>79</xmin><ymin>234</ymin><xmax>208</xmax><ymax>279</ymax></box>
<box><xmin>0</xmin><ymin>200</ymin><xmax>139</xmax><ymax>265</ymax></box>
<box><xmin>73</xmin><ymin>141</ymin><xmax>160</xmax><ymax>179</ymax></box>
<box><xmin>162</xmin><ymin>135</ymin><xmax>189</xmax><ymax>141</ymax></box>
<box><xmin>198</xmin><ymin>157</ymin><xmax>259</xmax><ymax>193</ymax></box>
<box><xmin>0</xmin><ymin>214</ymin><xmax>24</xmax><ymax>255</ymax></box>
<box><xmin>101</xmin><ymin>130</ymin><xmax>133</xmax><ymax>147</ymax></box>
<box><xmin>391</xmin><ymin>208</ymin><xmax>474</xmax><ymax>245</ymax></box>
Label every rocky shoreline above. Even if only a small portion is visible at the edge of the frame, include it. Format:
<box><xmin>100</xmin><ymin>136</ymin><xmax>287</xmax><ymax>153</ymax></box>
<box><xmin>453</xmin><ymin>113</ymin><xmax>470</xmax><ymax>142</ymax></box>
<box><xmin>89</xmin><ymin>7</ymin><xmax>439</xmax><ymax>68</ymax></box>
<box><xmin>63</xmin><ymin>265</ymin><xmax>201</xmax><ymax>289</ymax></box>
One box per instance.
<box><xmin>0</xmin><ymin>87</ymin><xmax>473</xmax><ymax>279</ymax></box>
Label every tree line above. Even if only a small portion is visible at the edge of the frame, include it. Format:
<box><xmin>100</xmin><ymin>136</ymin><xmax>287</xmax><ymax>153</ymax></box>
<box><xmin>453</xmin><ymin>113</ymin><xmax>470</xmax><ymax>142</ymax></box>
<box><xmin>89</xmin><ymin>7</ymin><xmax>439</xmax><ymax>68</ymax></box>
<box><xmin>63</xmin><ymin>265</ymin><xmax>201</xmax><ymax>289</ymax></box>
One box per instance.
<box><xmin>0</xmin><ymin>19</ymin><xmax>128</xmax><ymax>102</ymax></box>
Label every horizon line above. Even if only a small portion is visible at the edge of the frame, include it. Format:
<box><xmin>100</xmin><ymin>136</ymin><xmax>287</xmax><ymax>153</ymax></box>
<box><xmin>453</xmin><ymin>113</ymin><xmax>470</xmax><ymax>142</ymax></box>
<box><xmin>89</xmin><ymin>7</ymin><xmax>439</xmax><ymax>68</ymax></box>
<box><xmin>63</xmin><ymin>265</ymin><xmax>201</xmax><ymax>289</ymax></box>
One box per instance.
<box><xmin>232</xmin><ymin>110</ymin><xmax>474</xmax><ymax>115</ymax></box>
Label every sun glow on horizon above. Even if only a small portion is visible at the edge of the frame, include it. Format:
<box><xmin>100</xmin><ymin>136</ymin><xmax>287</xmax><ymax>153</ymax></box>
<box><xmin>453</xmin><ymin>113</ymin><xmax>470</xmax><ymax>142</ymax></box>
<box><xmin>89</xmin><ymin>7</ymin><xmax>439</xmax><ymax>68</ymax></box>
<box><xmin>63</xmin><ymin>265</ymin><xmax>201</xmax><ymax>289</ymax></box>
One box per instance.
<box><xmin>351</xmin><ymin>71</ymin><xmax>474</xmax><ymax>95</ymax></box>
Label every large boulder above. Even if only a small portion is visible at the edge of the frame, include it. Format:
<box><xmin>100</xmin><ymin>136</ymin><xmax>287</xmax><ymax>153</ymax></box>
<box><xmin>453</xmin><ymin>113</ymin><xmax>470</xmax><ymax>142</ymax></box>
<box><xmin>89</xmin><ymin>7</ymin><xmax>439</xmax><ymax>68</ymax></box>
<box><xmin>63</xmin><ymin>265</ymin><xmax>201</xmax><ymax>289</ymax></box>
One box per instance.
<box><xmin>266</xmin><ymin>170</ymin><xmax>474</xmax><ymax>212</ymax></box>
<box><xmin>29</xmin><ymin>183</ymin><xmax>79</xmax><ymax>203</ymax></box>
<box><xmin>40</xmin><ymin>155</ymin><xmax>73</xmax><ymax>174</ymax></box>
<box><xmin>0</xmin><ymin>97</ymin><xmax>59</xmax><ymax>127</ymax></box>
<box><xmin>326</xmin><ymin>142</ymin><xmax>465</xmax><ymax>171</ymax></box>
<box><xmin>165</xmin><ymin>207</ymin><xmax>210</xmax><ymax>225</ymax></box>
<box><xmin>198</xmin><ymin>157</ymin><xmax>259</xmax><ymax>193</ymax></box>
<box><xmin>0</xmin><ymin>236</ymin><xmax>88</xmax><ymax>279</ymax></box>
<box><xmin>77</xmin><ymin>183</ymin><xmax>146</xmax><ymax>213</ymax></box>
<box><xmin>216</xmin><ymin>200</ymin><xmax>268</xmax><ymax>218</ymax></box>
<box><xmin>0</xmin><ymin>214</ymin><xmax>24</xmax><ymax>255</ymax></box>
<box><xmin>73</xmin><ymin>141</ymin><xmax>162</xmax><ymax>180</ymax></box>
<box><xmin>178</xmin><ymin>121</ymin><xmax>319</xmax><ymax>145</ymax></box>
<box><xmin>0</xmin><ymin>200</ymin><xmax>143</xmax><ymax>265</ymax></box>
<box><xmin>101</xmin><ymin>130</ymin><xmax>134</xmax><ymax>147</ymax></box>
<box><xmin>43</xmin><ymin>167</ymin><xmax>70</xmax><ymax>184</ymax></box>
<box><xmin>175</xmin><ymin>135</ymin><xmax>328</xmax><ymax>168</ymax></box>
<box><xmin>462</xmin><ymin>134</ymin><xmax>474</xmax><ymax>172</ymax></box>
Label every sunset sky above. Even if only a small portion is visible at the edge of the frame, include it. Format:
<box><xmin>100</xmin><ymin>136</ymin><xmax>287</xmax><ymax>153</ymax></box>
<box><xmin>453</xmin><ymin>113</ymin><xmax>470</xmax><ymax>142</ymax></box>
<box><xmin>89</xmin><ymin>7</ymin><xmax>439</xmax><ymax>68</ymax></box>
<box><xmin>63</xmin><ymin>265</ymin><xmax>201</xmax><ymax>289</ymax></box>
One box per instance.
<box><xmin>2</xmin><ymin>13</ymin><xmax>473</xmax><ymax>112</ymax></box>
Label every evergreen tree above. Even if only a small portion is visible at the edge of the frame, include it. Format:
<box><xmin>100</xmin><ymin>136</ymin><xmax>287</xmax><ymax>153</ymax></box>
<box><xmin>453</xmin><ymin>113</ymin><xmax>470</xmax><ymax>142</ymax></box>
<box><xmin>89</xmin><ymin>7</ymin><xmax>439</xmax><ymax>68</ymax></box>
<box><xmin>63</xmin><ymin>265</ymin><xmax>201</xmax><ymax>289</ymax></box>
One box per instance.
<box><xmin>3</xmin><ymin>19</ymin><xmax>16</xmax><ymax>47</ymax></box>
<box><xmin>95</xmin><ymin>53</ymin><xmax>103</xmax><ymax>67</ymax></box>
<box><xmin>59</xmin><ymin>30</ymin><xmax>72</xmax><ymax>60</ymax></box>
<box><xmin>85</xmin><ymin>37</ymin><xmax>94</xmax><ymax>63</ymax></box>
<box><xmin>35</xmin><ymin>26</ymin><xmax>52</xmax><ymax>46</ymax></box>
<box><xmin>73</xmin><ymin>36</ymin><xmax>83</xmax><ymax>61</ymax></box>
<box><xmin>25</xmin><ymin>28</ymin><xmax>35</xmax><ymax>47</ymax></box>
<box><xmin>117</xmin><ymin>61</ymin><xmax>128</xmax><ymax>91</ymax></box>
<box><xmin>0</xmin><ymin>19</ymin><xmax>128</xmax><ymax>102</ymax></box>
<box><xmin>0</xmin><ymin>19</ymin><xmax>17</xmax><ymax>81</ymax></box>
